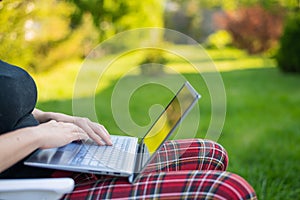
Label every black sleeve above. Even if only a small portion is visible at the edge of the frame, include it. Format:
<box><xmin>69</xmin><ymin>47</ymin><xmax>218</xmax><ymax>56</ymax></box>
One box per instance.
<box><xmin>0</xmin><ymin>60</ymin><xmax>38</xmax><ymax>134</ymax></box>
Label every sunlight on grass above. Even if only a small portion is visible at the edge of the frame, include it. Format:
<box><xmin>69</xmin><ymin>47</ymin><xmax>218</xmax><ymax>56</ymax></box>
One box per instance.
<box><xmin>32</xmin><ymin>59</ymin><xmax>82</xmax><ymax>101</ymax></box>
<box><xmin>33</xmin><ymin>46</ymin><xmax>276</xmax><ymax>102</ymax></box>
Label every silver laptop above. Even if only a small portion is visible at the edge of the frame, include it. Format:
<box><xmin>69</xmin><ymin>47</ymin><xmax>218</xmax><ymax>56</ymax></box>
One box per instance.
<box><xmin>25</xmin><ymin>81</ymin><xmax>200</xmax><ymax>183</ymax></box>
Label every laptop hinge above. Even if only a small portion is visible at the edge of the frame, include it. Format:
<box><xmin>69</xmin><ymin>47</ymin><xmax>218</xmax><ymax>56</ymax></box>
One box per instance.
<box><xmin>129</xmin><ymin>142</ymin><xmax>145</xmax><ymax>183</ymax></box>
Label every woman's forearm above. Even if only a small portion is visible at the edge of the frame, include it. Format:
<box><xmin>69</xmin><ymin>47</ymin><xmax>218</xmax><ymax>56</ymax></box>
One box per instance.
<box><xmin>0</xmin><ymin>120</ymin><xmax>89</xmax><ymax>173</ymax></box>
<box><xmin>0</xmin><ymin>108</ymin><xmax>112</xmax><ymax>173</ymax></box>
<box><xmin>0</xmin><ymin>127</ymin><xmax>42</xmax><ymax>173</ymax></box>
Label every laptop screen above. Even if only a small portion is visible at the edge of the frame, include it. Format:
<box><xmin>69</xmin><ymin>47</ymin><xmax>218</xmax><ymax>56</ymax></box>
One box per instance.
<box><xmin>138</xmin><ymin>81</ymin><xmax>201</xmax><ymax>172</ymax></box>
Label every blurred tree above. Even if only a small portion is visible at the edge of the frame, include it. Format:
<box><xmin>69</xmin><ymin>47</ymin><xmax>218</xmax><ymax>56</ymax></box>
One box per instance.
<box><xmin>203</xmin><ymin>0</ymin><xmax>297</xmax><ymax>55</ymax></box>
<box><xmin>0</xmin><ymin>1</ymin><xmax>32</xmax><ymax>70</ymax></box>
<box><xmin>199</xmin><ymin>0</ymin><xmax>298</xmax><ymax>10</ymax></box>
<box><xmin>0</xmin><ymin>0</ymin><xmax>97</xmax><ymax>72</ymax></box>
<box><xmin>164</xmin><ymin>0</ymin><xmax>203</xmax><ymax>42</ymax></box>
<box><xmin>276</xmin><ymin>12</ymin><xmax>300</xmax><ymax>73</ymax></box>
<box><xmin>215</xmin><ymin>5</ymin><xmax>285</xmax><ymax>54</ymax></box>
<box><xmin>164</xmin><ymin>0</ymin><xmax>297</xmax><ymax>44</ymax></box>
<box><xmin>0</xmin><ymin>0</ymin><xmax>164</xmax><ymax>72</ymax></box>
<box><xmin>68</xmin><ymin>0</ymin><xmax>164</xmax><ymax>41</ymax></box>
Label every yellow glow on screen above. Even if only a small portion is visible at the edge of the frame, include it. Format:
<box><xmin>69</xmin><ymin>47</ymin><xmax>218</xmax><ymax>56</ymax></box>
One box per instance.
<box><xmin>144</xmin><ymin>96</ymin><xmax>181</xmax><ymax>154</ymax></box>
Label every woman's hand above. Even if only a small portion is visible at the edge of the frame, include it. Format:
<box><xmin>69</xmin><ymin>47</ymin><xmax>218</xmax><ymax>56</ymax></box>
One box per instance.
<box><xmin>36</xmin><ymin>120</ymin><xmax>89</xmax><ymax>149</ymax></box>
<box><xmin>0</xmin><ymin>120</ymin><xmax>89</xmax><ymax>172</ymax></box>
<box><xmin>71</xmin><ymin>117</ymin><xmax>112</xmax><ymax>146</ymax></box>
<box><xmin>33</xmin><ymin>109</ymin><xmax>112</xmax><ymax>146</ymax></box>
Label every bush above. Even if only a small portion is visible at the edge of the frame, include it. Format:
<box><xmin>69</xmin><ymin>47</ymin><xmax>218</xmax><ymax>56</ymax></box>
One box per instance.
<box><xmin>215</xmin><ymin>5</ymin><xmax>285</xmax><ymax>54</ymax></box>
<box><xmin>276</xmin><ymin>13</ymin><xmax>300</xmax><ymax>73</ymax></box>
<box><xmin>139</xmin><ymin>50</ymin><xmax>168</xmax><ymax>76</ymax></box>
<box><xmin>205</xmin><ymin>30</ymin><xmax>233</xmax><ymax>49</ymax></box>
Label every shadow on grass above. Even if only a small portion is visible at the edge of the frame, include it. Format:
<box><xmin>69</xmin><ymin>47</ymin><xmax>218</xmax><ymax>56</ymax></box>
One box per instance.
<box><xmin>38</xmin><ymin>72</ymin><xmax>212</xmax><ymax>138</ymax></box>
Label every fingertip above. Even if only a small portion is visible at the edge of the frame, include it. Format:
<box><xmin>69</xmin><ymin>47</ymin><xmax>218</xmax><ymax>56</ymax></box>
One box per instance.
<box><xmin>102</xmin><ymin>136</ymin><xmax>113</xmax><ymax>146</ymax></box>
<box><xmin>101</xmin><ymin>130</ymin><xmax>112</xmax><ymax>145</ymax></box>
<box><xmin>91</xmin><ymin>123</ymin><xmax>112</xmax><ymax>145</ymax></box>
<box><xmin>106</xmin><ymin>140</ymin><xmax>113</xmax><ymax>146</ymax></box>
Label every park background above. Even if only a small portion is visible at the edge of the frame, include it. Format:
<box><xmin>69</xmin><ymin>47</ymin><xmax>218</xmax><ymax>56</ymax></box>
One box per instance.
<box><xmin>1</xmin><ymin>0</ymin><xmax>299</xmax><ymax>199</ymax></box>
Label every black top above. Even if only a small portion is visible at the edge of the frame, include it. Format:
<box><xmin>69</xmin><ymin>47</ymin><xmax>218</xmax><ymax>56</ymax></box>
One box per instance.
<box><xmin>0</xmin><ymin>60</ymin><xmax>39</xmax><ymax>133</ymax></box>
<box><xmin>0</xmin><ymin>60</ymin><xmax>53</xmax><ymax>178</ymax></box>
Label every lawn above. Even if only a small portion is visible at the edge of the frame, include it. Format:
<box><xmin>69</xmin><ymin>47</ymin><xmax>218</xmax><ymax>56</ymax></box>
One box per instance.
<box><xmin>219</xmin><ymin>68</ymin><xmax>300</xmax><ymax>199</ymax></box>
<box><xmin>35</xmin><ymin>47</ymin><xmax>300</xmax><ymax>199</ymax></box>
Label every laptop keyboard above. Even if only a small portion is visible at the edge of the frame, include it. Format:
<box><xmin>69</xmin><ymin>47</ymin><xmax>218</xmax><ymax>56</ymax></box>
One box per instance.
<box><xmin>70</xmin><ymin>136</ymin><xmax>135</xmax><ymax>170</ymax></box>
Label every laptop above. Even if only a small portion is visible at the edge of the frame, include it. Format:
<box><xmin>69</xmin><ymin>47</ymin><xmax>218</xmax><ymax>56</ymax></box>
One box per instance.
<box><xmin>25</xmin><ymin>81</ymin><xmax>201</xmax><ymax>183</ymax></box>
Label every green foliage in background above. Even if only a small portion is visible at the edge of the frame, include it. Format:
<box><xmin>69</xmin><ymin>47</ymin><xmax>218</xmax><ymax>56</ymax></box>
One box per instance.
<box><xmin>205</xmin><ymin>30</ymin><xmax>233</xmax><ymax>49</ymax></box>
<box><xmin>0</xmin><ymin>0</ymin><xmax>97</xmax><ymax>72</ymax></box>
<box><xmin>199</xmin><ymin>0</ymin><xmax>298</xmax><ymax>10</ymax></box>
<box><xmin>0</xmin><ymin>0</ymin><xmax>164</xmax><ymax>72</ymax></box>
<box><xmin>164</xmin><ymin>0</ymin><xmax>203</xmax><ymax>42</ymax></box>
<box><xmin>276</xmin><ymin>12</ymin><xmax>300</xmax><ymax>73</ymax></box>
<box><xmin>220</xmin><ymin>5</ymin><xmax>285</xmax><ymax>54</ymax></box>
<box><xmin>1</xmin><ymin>0</ymin><xmax>297</xmax><ymax>72</ymax></box>
<box><xmin>139</xmin><ymin>49</ymin><xmax>168</xmax><ymax>76</ymax></box>
<box><xmin>164</xmin><ymin>0</ymin><xmax>292</xmax><ymax>46</ymax></box>
<box><xmin>68</xmin><ymin>0</ymin><xmax>164</xmax><ymax>41</ymax></box>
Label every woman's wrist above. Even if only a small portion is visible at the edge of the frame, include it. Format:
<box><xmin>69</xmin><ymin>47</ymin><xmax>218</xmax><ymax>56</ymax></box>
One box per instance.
<box><xmin>12</xmin><ymin>126</ymin><xmax>44</xmax><ymax>150</ymax></box>
<box><xmin>29</xmin><ymin>126</ymin><xmax>45</xmax><ymax>149</ymax></box>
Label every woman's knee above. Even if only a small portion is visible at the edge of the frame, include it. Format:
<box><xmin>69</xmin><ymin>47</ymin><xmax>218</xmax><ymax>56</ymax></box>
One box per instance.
<box><xmin>200</xmin><ymin>139</ymin><xmax>229</xmax><ymax>171</ymax></box>
<box><xmin>146</xmin><ymin>139</ymin><xmax>229</xmax><ymax>172</ymax></box>
<box><xmin>140</xmin><ymin>171</ymin><xmax>256</xmax><ymax>200</ymax></box>
<box><xmin>210</xmin><ymin>171</ymin><xmax>257</xmax><ymax>200</ymax></box>
<box><xmin>171</xmin><ymin>138</ymin><xmax>229</xmax><ymax>171</ymax></box>
<box><xmin>157</xmin><ymin>170</ymin><xmax>256</xmax><ymax>200</ymax></box>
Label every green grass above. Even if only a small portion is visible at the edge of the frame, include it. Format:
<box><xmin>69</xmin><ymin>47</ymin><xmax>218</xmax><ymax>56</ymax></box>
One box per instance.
<box><xmin>33</xmin><ymin>46</ymin><xmax>274</xmax><ymax>101</ymax></box>
<box><xmin>219</xmin><ymin>68</ymin><xmax>300</xmax><ymax>199</ymax></box>
<box><xmin>35</xmin><ymin>47</ymin><xmax>300</xmax><ymax>199</ymax></box>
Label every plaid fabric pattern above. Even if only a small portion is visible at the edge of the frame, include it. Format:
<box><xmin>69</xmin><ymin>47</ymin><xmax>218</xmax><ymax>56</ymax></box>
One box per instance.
<box><xmin>144</xmin><ymin>139</ymin><xmax>228</xmax><ymax>173</ymax></box>
<box><xmin>59</xmin><ymin>171</ymin><xmax>256</xmax><ymax>200</ymax></box>
<box><xmin>52</xmin><ymin>139</ymin><xmax>256</xmax><ymax>200</ymax></box>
